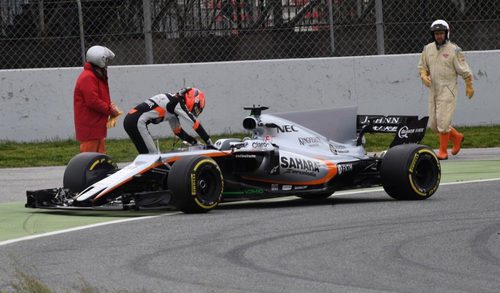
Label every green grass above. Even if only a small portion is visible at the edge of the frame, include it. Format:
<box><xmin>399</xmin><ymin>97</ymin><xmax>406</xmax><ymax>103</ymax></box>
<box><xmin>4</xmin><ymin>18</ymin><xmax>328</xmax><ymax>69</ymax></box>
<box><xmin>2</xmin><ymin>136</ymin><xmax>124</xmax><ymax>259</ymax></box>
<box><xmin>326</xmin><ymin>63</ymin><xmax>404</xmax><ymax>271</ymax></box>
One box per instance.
<box><xmin>0</xmin><ymin>134</ymin><xmax>247</xmax><ymax>168</ymax></box>
<box><xmin>9</xmin><ymin>269</ymin><xmax>52</xmax><ymax>293</ymax></box>
<box><xmin>363</xmin><ymin>125</ymin><xmax>500</xmax><ymax>151</ymax></box>
<box><xmin>0</xmin><ymin>125</ymin><xmax>499</xmax><ymax>168</ymax></box>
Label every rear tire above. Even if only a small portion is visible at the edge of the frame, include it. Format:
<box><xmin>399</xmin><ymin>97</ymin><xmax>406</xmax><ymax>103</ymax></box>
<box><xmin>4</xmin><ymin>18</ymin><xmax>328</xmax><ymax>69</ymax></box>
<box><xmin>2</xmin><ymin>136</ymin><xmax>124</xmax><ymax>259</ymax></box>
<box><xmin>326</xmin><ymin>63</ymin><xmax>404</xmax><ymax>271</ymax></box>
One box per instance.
<box><xmin>168</xmin><ymin>156</ymin><xmax>223</xmax><ymax>213</ymax></box>
<box><xmin>63</xmin><ymin>152</ymin><xmax>117</xmax><ymax>193</ymax></box>
<box><xmin>381</xmin><ymin>144</ymin><xmax>440</xmax><ymax>200</ymax></box>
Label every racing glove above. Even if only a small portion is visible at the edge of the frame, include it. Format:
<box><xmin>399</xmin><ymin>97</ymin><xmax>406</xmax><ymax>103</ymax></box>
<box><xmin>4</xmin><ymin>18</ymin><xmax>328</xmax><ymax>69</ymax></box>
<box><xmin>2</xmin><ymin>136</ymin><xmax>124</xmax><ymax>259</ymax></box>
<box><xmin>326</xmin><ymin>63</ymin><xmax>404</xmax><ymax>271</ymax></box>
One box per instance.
<box><xmin>465</xmin><ymin>75</ymin><xmax>474</xmax><ymax>99</ymax></box>
<box><xmin>175</xmin><ymin>128</ymin><xmax>198</xmax><ymax>145</ymax></box>
<box><xmin>205</xmin><ymin>139</ymin><xmax>217</xmax><ymax>150</ymax></box>
<box><xmin>205</xmin><ymin>138</ymin><xmax>215</xmax><ymax>149</ymax></box>
<box><xmin>110</xmin><ymin>102</ymin><xmax>122</xmax><ymax>117</ymax></box>
<box><xmin>106</xmin><ymin>115</ymin><xmax>119</xmax><ymax>128</ymax></box>
<box><xmin>107</xmin><ymin>103</ymin><xmax>123</xmax><ymax>128</ymax></box>
<box><xmin>419</xmin><ymin>70</ymin><xmax>432</xmax><ymax>88</ymax></box>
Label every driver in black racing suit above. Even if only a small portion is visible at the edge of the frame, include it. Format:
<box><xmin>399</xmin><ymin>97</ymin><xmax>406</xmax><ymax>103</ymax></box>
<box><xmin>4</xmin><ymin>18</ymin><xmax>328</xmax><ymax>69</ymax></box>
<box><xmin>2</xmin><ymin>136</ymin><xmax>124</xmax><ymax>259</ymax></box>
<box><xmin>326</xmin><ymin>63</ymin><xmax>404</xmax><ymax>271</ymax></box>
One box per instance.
<box><xmin>123</xmin><ymin>87</ymin><xmax>213</xmax><ymax>154</ymax></box>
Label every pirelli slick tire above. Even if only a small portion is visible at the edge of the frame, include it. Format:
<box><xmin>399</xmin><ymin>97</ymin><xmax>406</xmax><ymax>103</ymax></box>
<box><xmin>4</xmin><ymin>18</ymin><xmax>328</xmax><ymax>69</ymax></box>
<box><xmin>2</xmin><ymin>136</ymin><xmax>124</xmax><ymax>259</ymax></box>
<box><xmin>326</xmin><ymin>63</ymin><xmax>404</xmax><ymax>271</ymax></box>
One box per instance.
<box><xmin>63</xmin><ymin>152</ymin><xmax>117</xmax><ymax>193</ymax></box>
<box><xmin>381</xmin><ymin>144</ymin><xmax>440</xmax><ymax>200</ymax></box>
<box><xmin>168</xmin><ymin>156</ymin><xmax>223</xmax><ymax>213</ymax></box>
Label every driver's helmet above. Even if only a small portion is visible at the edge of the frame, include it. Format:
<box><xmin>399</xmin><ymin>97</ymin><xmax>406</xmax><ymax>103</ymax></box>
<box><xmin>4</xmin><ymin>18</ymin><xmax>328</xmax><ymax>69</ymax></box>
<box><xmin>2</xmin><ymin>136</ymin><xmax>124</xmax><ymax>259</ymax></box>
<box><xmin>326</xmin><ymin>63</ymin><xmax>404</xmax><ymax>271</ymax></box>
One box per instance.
<box><xmin>86</xmin><ymin>45</ymin><xmax>115</xmax><ymax>68</ymax></box>
<box><xmin>430</xmin><ymin>19</ymin><xmax>449</xmax><ymax>41</ymax></box>
<box><xmin>184</xmin><ymin>88</ymin><xmax>205</xmax><ymax>117</ymax></box>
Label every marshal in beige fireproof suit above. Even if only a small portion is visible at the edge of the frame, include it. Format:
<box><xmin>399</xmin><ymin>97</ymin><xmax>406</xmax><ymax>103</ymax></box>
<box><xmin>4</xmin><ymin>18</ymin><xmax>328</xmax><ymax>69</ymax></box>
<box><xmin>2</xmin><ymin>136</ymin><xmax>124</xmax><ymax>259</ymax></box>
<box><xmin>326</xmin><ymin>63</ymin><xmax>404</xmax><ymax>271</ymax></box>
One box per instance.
<box><xmin>417</xmin><ymin>41</ymin><xmax>472</xmax><ymax>133</ymax></box>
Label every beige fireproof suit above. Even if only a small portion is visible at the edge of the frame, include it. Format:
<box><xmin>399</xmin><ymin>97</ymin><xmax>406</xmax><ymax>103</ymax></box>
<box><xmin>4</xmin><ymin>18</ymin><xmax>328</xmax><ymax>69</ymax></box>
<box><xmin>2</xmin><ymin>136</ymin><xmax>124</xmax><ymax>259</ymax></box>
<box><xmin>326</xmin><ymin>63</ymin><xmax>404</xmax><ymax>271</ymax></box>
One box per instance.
<box><xmin>418</xmin><ymin>41</ymin><xmax>472</xmax><ymax>133</ymax></box>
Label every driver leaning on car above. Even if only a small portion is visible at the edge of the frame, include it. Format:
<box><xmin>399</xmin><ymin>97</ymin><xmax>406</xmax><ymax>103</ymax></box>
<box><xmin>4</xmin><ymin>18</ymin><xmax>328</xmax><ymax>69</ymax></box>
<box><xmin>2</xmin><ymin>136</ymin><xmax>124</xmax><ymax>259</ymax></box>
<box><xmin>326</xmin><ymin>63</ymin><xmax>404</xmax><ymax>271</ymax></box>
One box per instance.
<box><xmin>124</xmin><ymin>87</ymin><xmax>213</xmax><ymax>154</ymax></box>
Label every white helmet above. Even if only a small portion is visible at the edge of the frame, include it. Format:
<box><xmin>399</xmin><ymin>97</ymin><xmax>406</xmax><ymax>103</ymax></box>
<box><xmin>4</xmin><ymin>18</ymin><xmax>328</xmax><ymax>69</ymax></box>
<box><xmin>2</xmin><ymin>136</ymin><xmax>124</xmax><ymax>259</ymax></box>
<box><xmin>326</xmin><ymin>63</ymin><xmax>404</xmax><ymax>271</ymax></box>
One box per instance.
<box><xmin>86</xmin><ymin>45</ymin><xmax>115</xmax><ymax>68</ymax></box>
<box><xmin>430</xmin><ymin>19</ymin><xmax>450</xmax><ymax>40</ymax></box>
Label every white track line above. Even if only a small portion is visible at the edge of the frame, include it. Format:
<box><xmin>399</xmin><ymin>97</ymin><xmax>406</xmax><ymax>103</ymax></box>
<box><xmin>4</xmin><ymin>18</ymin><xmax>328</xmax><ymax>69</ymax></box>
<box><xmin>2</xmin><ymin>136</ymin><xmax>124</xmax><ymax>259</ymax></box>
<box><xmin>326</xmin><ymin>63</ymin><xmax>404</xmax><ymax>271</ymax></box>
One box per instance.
<box><xmin>0</xmin><ymin>213</ymin><xmax>180</xmax><ymax>247</ymax></box>
<box><xmin>333</xmin><ymin>177</ymin><xmax>500</xmax><ymax>196</ymax></box>
<box><xmin>440</xmin><ymin>177</ymin><xmax>500</xmax><ymax>185</ymax></box>
<box><xmin>2</xmin><ymin>177</ymin><xmax>499</xmax><ymax>247</ymax></box>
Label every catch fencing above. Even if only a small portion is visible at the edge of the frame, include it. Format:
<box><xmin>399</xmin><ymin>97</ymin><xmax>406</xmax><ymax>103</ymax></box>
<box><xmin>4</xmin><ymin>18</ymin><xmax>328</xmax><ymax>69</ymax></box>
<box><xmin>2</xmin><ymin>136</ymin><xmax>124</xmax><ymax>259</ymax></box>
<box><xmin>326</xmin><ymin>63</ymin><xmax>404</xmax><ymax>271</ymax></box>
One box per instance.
<box><xmin>0</xmin><ymin>0</ymin><xmax>498</xmax><ymax>69</ymax></box>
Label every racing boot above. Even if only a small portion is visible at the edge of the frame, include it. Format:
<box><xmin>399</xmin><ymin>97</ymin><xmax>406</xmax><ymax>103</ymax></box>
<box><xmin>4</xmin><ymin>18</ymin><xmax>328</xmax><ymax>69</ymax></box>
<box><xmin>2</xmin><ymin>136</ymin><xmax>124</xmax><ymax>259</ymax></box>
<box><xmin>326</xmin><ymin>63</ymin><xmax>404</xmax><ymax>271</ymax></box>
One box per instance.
<box><xmin>449</xmin><ymin>127</ymin><xmax>464</xmax><ymax>156</ymax></box>
<box><xmin>436</xmin><ymin>132</ymin><xmax>449</xmax><ymax>160</ymax></box>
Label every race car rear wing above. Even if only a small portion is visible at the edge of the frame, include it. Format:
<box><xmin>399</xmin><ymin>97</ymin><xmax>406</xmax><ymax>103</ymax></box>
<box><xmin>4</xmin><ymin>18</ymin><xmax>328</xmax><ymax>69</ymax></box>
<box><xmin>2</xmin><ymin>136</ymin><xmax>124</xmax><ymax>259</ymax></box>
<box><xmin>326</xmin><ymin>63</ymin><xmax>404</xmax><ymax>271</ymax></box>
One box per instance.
<box><xmin>356</xmin><ymin>115</ymin><xmax>429</xmax><ymax>147</ymax></box>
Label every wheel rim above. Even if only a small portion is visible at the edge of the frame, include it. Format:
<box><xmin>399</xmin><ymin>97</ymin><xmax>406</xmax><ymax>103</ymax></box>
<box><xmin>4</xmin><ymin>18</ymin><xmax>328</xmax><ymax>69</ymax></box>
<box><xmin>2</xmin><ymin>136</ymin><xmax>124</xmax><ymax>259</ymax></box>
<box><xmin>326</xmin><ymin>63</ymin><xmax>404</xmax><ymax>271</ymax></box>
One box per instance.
<box><xmin>195</xmin><ymin>166</ymin><xmax>220</xmax><ymax>206</ymax></box>
<box><xmin>412</xmin><ymin>154</ymin><xmax>439</xmax><ymax>192</ymax></box>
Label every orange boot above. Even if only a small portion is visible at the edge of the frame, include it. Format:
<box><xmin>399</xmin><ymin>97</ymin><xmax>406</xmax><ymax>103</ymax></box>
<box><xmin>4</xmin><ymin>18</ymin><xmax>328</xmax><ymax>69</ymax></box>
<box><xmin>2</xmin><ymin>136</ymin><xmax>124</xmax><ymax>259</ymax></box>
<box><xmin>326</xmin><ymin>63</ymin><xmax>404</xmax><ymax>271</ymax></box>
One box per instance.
<box><xmin>436</xmin><ymin>132</ymin><xmax>449</xmax><ymax>160</ymax></box>
<box><xmin>449</xmin><ymin>127</ymin><xmax>464</xmax><ymax>155</ymax></box>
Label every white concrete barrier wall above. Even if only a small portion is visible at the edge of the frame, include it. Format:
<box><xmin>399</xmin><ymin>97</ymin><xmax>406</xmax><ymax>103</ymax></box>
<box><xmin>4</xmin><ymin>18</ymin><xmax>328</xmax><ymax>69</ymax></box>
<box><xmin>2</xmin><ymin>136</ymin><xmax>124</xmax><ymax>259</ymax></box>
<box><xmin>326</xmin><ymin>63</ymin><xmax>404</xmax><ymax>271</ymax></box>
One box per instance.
<box><xmin>1</xmin><ymin>50</ymin><xmax>499</xmax><ymax>142</ymax></box>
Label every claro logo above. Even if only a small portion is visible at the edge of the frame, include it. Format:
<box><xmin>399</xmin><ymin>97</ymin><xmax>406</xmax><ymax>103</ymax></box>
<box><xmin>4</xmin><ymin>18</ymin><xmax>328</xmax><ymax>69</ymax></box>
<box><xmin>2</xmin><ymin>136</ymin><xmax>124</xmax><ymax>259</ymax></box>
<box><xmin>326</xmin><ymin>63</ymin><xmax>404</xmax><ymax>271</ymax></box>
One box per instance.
<box><xmin>277</xmin><ymin>125</ymin><xmax>299</xmax><ymax>133</ymax></box>
<box><xmin>252</xmin><ymin>142</ymin><xmax>270</xmax><ymax>148</ymax></box>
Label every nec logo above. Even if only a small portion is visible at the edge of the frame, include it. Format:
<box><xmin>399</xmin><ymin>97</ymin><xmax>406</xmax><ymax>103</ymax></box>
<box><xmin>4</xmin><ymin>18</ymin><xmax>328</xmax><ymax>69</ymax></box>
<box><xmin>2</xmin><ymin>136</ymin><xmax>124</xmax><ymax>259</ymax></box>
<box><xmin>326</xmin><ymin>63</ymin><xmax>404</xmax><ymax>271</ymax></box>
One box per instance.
<box><xmin>276</xmin><ymin>125</ymin><xmax>298</xmax><ymax>133</ymax></box>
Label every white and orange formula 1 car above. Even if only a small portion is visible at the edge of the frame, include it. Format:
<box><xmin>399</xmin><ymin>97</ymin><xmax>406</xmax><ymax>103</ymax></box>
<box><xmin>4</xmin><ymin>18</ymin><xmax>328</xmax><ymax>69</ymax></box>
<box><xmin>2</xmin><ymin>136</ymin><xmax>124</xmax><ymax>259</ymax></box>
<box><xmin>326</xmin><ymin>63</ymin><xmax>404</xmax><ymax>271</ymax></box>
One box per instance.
<box><xmin>26</xmin><ymin>106</ymin><xmax>440</xmax><ymax>213</ymax></box>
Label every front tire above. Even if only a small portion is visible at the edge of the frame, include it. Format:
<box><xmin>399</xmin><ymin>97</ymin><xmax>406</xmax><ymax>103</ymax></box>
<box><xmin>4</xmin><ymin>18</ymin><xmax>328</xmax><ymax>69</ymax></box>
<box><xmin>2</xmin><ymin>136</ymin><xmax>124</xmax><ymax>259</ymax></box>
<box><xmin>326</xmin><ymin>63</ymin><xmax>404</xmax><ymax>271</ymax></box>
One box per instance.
<box><xmin>63</xmin><ymin>152</ymin><xmax>117</xmax><ymax>193</ymax></box>
<box><xmin>381</xmin><ymin>144</ymin><xmax>440</xmax><ymax>200</ymax></box>
<box><xmin>168</xmin><ymin>156</ymin><xmax>223</xmax><ymax>213</ymax></box>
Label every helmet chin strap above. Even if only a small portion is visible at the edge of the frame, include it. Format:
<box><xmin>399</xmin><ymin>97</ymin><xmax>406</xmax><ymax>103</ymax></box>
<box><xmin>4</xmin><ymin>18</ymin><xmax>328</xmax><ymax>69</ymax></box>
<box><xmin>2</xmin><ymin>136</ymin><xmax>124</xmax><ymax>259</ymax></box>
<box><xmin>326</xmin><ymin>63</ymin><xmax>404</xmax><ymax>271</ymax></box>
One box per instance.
<box><xmin>91</xmin><ymin>64</ymin><xmax>108</xmax><ymax>80</ymax></box>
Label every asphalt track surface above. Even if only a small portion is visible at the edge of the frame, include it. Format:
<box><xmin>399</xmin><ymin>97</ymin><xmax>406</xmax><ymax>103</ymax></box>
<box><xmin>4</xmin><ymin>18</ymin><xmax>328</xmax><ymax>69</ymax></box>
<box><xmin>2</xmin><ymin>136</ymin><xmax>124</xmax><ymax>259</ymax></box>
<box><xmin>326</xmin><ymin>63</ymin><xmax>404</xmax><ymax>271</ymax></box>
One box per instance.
<box><xmin>0</xmin><ymin>148</ymin><xmax>499</xmax><ymax>292</ymax></box>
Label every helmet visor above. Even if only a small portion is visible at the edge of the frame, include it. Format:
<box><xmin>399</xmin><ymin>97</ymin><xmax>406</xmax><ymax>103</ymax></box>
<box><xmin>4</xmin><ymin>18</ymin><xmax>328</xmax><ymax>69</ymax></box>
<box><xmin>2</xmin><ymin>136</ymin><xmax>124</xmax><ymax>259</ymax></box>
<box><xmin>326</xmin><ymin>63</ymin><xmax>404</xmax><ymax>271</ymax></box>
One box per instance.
<box><xmin>192</xmin><ymin>103</ymin><xmax>203</xmax><ymax>117</ymax></box>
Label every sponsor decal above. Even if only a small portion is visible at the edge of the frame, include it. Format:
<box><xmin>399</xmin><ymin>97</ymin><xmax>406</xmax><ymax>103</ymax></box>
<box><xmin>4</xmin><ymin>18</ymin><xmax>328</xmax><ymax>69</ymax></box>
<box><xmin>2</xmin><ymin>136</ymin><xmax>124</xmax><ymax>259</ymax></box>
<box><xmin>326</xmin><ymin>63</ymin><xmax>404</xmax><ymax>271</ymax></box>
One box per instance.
<box><xmin>398</xmin><ymin>126</ymin><xmax>425</xmax><ymax>139</ymax></box>
<box><xmin>243</xmin><ymin>189</ymin><xmax>264</xmax><ymax>194</ymax></box>
<box><xmin>330</xmin><ymin>144</ymin><xmax>349</xmax><ymax>154</ymax></box>
<box><xmin>269</xmin><ymin>165</ymin><xmax>280</xmax><ymax>175</ymax></box>
<box><xmin>271</xmin><ymin>184</ymin><xmax>279</xmax><ymax>191</ymax></box>
<box><xmin>235</xmin><ymin>154</ymin><xmax>256</xmax><ymax>158</ymax></box>
<box><xmin>359</xmin><ymin>116</ymin><xmax>403</xmax><ymax>125</ymax></box>
<box><xmin>298</xmin><ymin>137</ymin><xmax>321</xmax><ymax>146</ymax></box>
<box><xmin>337</xmin><ymin>163</ymin><xmax>353</xmax><ymax>175</ymax></box>
<box><xmin>276</xmin><ymin>125</ymin><xmax>299</xmax><ymax>133</ymax></box>
<box><xmin>280</xmin><ymin>156</ymin><xmax>321</xmax><ymax>177</ymax></box>
<box><xmin>398</xmin><ymin>126</ymin><xmax>410</xmax><ymax>138</ymax></box>
<box><xmin>281</xmin><ymin>157</ymin><xmax>320</xmax><ymax>172</ymax></box>
<box><xmin>190</xmin><ymin>173</ymin><xmax>197</xmax><ymax>195</ymax></box>
<box><xmin>409</xmin><ymin>153</ymin><xmax>419</xmax><ymax>173</ymax></box>
<box><xmin>252</xmin><ymin>142</ymin><xmax>270</xmax><ymax>149</ymax></box>
<box><xmin>294</xmin><ymin>186</ymin><xmax>308</xmax><ymax>190</ymax></box>
<box><xmin>282</xmin><ymin>185</ymin><xmax>292</xmax><ymax>191</ymax></box>
<box><xmin>373</xmin><ymin>125</ymin><xmax>398</xmax><ymax>132</ymax></box>
<box><xmin>265</xmin><ymin>135</ymin><xmax>272</xmax><ymax>141</ymax></box>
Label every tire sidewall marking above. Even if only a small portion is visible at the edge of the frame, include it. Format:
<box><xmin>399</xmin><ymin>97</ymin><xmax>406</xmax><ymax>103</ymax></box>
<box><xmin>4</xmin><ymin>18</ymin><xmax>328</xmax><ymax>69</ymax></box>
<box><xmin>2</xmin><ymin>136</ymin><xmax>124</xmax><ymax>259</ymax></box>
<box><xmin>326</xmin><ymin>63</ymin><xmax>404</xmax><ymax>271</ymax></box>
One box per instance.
<box><xmin>89</xmin><ymin>159</ymin><xmax>101</xmax><ymax>171</ymax></box>
<box><xmin>89</xmin><ymin>158</ymin><xmax>114</xmax><ymax>171</ymax></box>
<box><xmin>408</xmin><ymin>149</ymin><xmax>440</xmax><ymax>196</ymax></box>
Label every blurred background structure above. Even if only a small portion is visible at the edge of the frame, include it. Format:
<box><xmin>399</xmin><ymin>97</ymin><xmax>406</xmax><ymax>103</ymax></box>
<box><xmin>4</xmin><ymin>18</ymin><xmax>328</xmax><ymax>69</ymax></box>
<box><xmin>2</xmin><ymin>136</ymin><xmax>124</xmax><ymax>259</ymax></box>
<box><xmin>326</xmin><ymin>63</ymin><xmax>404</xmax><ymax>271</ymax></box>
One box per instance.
<box><xmin>0</xmin><ymin>0</ymin><xmax>498</xmax><ymax>69</ymax></box>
